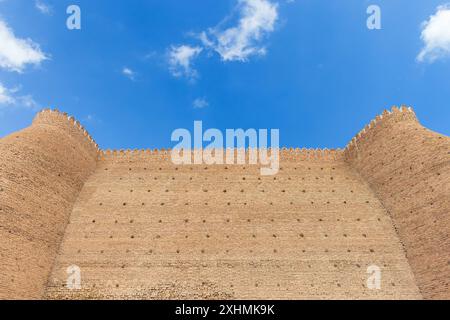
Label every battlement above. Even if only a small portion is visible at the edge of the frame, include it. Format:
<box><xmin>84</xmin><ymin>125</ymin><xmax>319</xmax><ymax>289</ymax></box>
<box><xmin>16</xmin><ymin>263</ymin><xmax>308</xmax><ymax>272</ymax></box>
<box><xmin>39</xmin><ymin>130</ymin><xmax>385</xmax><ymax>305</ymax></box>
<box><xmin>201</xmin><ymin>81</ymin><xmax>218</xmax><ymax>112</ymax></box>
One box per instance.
<box><xmin>96</xmin><ymin>106</ymin><xmax>417</xmax><ymax>162</ymax></box>
<box><xmin>33</xmin><ymin>108</ymin><xmax>100</xmax><ymax>156</ymax></box>
<box><xmin>98</xmin><ymin>148</ymin><xmax>344</xmax><ymax>161</ymax></box>
<box><xmin>344</xmin><ymin>105</ymin><xmax>417</xmax><ymax>158</ymax></box>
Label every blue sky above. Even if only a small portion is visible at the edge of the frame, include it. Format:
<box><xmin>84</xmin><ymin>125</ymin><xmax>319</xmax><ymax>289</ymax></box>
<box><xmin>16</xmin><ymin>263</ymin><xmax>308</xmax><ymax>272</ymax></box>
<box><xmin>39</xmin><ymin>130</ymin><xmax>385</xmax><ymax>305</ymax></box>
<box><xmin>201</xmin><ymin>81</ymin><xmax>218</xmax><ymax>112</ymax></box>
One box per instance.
<box><xmin>0</xmin><ymin>0</ymin><xmax>449</xmax><ymax>150</ymax></box>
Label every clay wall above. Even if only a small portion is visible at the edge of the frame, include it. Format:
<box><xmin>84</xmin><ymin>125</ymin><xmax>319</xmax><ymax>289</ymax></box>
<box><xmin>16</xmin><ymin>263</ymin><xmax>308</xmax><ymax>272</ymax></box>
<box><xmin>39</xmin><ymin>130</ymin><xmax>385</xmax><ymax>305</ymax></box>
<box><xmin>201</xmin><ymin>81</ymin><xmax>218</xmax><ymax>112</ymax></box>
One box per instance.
<box><xmin>0</xmin><ymin>110</ymin><xmax>98</xmax><ymax>299</ymax></box>
<box><xmin>45</xmin><ymin>150</ymin><xmax>420</xmax><ymax>299</ymax></box>
<box><xmin>2</xmin><ymin>107</ymin><xmax>448</xmax><ymax>300</ymax></box>
<box><xmin>344</xmin><ymin>106</ymin><xmax>450</xmax><ymax>299</ymax></box>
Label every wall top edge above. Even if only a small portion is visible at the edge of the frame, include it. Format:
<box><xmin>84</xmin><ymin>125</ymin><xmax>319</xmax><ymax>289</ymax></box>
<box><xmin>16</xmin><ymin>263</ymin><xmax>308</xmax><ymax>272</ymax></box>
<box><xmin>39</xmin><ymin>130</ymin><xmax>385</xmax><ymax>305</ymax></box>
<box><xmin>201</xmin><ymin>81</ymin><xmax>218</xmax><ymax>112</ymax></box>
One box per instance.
<box><xmin>33</xmin><ymin>105</ymin><xmax>418</xmax><ymax>157</ymax></box>
<box><xmin>344</xmin><ymin>105</ymin><xmax>417</xmax><ymax>151</ymax></box>
<box><xmin>34</xmin><ymin>108</ymin><xmax>100</xmax><ymax>152</ymax></box>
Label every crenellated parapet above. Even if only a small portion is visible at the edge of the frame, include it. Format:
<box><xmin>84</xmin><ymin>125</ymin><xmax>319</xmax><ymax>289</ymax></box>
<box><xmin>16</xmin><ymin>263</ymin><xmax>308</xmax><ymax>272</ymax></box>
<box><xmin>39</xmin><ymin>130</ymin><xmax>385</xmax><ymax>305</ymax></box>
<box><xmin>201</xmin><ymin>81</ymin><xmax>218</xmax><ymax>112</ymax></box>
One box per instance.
<box><xmin>98</xmin><ymin>148</ymin><xmax>344</xmax><ymax>162</ymax></box>
<box><xmin>344</xmin><ymin>106</ymin><xmax>417</xmax><ymax>160</ymax></box>
<box><xmin>33</xmin><ymin>108</ymin><xmax>100</xmax><ymax>158</ymax></box>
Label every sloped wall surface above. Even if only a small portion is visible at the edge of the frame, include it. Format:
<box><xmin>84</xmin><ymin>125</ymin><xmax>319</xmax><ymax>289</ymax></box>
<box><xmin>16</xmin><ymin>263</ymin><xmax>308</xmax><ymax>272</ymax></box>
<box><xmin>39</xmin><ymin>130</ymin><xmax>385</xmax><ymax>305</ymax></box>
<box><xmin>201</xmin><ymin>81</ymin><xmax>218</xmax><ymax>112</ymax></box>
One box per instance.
<box><xmin>1</xmin><ymin>107</ymin><xmax>448</xmax><ymax>300</ymax></box>
<box><xmin>345</xmin><ymin>107</ymin><xmax>450</xmax><ymax>299</ymax></box>
<box><xmin>0</xmin><ymin>110</ymin><xmax>98</xmax><ymax>299</ymax></box>
<box><xmin>45</xmin><ymin>150</ymin><xmax>420</xmax><ymax>299</ymax></box>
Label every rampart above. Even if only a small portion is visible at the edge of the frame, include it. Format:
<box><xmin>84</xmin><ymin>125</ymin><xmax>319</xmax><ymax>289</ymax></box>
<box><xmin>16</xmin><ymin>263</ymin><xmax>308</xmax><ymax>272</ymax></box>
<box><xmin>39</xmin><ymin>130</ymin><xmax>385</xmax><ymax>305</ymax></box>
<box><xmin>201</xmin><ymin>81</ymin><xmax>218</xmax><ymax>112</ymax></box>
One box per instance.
<box><xmin>0</xmin><ymin>107</ymin><xmax>448</xmax><ymax>299</ymax></box>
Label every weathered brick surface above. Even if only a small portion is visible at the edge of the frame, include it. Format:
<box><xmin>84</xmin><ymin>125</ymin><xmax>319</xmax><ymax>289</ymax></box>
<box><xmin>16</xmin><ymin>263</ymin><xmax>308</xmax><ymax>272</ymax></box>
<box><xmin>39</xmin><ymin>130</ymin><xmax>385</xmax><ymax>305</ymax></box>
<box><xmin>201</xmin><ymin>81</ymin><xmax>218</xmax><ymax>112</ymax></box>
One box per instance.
<box><xmin>45</xmin><ymin>152</ymin><xmax>419</xmax><ymax>299</ymax></box>
<box><xmin>0</xmin><ymin>110</ymin><xmax>98</xmax><ymax>299</ymax></box>
<box><xmin>345</xmin><ymin>106</ymin><xmax>450</xmax><ymax>299</ymax></box>
<box><xmin>1</xmin><ymin>107</ymin><xmax>448</xmax><ymax>299</ymax></box>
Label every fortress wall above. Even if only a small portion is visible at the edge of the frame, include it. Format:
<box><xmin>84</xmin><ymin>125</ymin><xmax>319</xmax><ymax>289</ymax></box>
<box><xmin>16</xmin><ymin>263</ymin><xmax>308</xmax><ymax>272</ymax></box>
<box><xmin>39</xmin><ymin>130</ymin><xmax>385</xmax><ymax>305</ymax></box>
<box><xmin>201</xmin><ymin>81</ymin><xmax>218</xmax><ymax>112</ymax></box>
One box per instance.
<box><xmin>46</xmin><ymin>151</ymin><xmax>420</xmax><ymax>299</ymax></box>
<box><xmin>344</xmin><ymin>106</ymin><xmax>450</xmax><ymax>299</ymax></box>
<box><xmin>0</xmin><ymin>109</ymin><xmax>99</xmax><ymax>299</ymax></box>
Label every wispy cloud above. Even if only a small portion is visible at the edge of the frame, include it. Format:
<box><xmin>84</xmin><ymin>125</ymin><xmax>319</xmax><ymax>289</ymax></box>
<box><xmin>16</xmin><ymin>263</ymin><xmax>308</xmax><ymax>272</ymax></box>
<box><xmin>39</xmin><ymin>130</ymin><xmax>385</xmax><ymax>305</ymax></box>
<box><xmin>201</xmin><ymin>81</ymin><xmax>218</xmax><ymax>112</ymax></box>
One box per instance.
<box><xmin>193</xmin><ymin>97</ymin><xmax>209</xmax><ymax>109</ymax></box>
<box><xmin>0</xmin><ymin>83</ymin><xmax>16</xmax><ymax>105</ymax></box>
<box><xmin>417</xmin><ymin>4</ymin><xmax>450</xmax><ymax>63</ymax></box>
<box><xmin>166</xmin><ymin>0</ymin><xmax>279</xmax><ymax>80</ymax></box>
<box><xmin>0</xmin><ymin>82</ymin><xmax>40</xmax><ymax>110</ymax></box>
<box><xmin>200</xmin><ymin>0</ymin><xmax>279</xmax><ymax>62</ymax></box>
<box><xmin>0</xmin><ymin>19</ymin><xmax>48</xmax><ymax>72</ymax></box>
<box><xmin>168</xmin><ymin>45</ymin><xmax>203</xmax><ymax>80</ymax></box>
<box><xmin>122</xmin><ymin>67</ymin><xmax>136</xmax><ymax>80</ymax></box>
<box><xmin>35</xmin><ymin>0</ymin><xmax>53</xmax><ymax>15</ymax></box>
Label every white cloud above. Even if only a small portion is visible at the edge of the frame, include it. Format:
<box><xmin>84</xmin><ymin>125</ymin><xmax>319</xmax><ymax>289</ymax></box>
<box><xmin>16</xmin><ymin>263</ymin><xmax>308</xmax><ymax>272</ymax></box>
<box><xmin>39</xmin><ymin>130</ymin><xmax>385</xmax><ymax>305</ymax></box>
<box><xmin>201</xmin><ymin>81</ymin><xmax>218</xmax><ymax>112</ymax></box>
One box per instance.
<box><xmin>417</xmin><ymin>4</ymin><xmax>450</xmax><ymax>63</ymax></box>
<box><xmin>0</xmin><ymin>83</ymin><xmax>16</xmax><ymax>105</ymax></box>
<box><xmin>0</xmin><ymin>19</ymin><xmax>48</xmax><ymax>72</ymax></box>
<box><xmin>0</xmin><ymin>82</ymin><xmax>40</xmax><ymax>110</ymax></box>
<box><xmin>200</xmin><ymin>0</ymin><xmax>279</xmax><ymax>62</ymax></box>
<box><xmin>35</xmin><ymin>0</ymin><xmax>53</xmax><ymax>15</ymax></box>
<box><xmin>168</xmin><ymin>45</ymin><xmax>203</xmax><ymax>79</ymax></box>
<box><xmin>122</xmin><ymin>67</ymin><xmax>136</xmax><ymax>80</ymax></box>
<box><xmin>193</xmin><ymin>97</ymin><xmax>209</xmax><ymax>109</ymax></box>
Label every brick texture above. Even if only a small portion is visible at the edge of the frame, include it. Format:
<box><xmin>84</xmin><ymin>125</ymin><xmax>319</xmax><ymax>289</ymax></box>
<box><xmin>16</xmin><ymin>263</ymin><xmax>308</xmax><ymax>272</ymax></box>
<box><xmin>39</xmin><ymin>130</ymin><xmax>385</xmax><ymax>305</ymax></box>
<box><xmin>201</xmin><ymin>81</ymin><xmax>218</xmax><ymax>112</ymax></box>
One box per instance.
<box><xmin>0</xmin><ymin>110</ymin><xmax>98</xmax><ymax>299</ymax></box>
<box><xmin>345</xmin><ymin>107</ymin><xmax>450</xmax><ymax>299</ymax></box>
<box><xmin>0</xmin><ymin>107</ymin><xmax>448</xmax><ymax>299</ymax></box>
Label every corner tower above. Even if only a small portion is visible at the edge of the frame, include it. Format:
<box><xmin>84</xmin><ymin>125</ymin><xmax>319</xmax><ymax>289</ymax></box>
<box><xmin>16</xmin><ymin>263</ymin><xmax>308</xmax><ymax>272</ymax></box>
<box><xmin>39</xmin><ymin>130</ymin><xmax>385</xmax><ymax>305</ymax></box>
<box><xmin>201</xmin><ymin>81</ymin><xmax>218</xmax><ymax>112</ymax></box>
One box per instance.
<box><xmin>0</xmin><ymin>109</ymin><xmax>99</xmax><ymax>299</ymax></box>
<box><xmin>344</xmin><ymin>106</ymin><xmax>450</xmax><ymax>299</ymax></box>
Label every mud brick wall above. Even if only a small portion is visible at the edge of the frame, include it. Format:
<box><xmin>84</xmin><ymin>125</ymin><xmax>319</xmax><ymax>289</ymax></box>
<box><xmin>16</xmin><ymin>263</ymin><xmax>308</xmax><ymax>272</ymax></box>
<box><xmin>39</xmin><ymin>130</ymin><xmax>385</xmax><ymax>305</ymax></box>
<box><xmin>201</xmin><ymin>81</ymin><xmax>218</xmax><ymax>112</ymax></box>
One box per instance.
<box><xmin>2</xmin><ymin>106</ymin><xmax>448</xmax><ymax>300</ymax></box>
<box><xmin>345</xmin><ymin>106</ymin><xmax>450</xmax><ymax>299</ymax></box>
<box><xmin>45</xmin><ymin>150</ymin><xmax>420</xmax><ymax>299</ymax></box>
<box><xmin>0</xmin><ymin>110</ymin><xmax>98</xmax><ymax>299</ymax></box>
